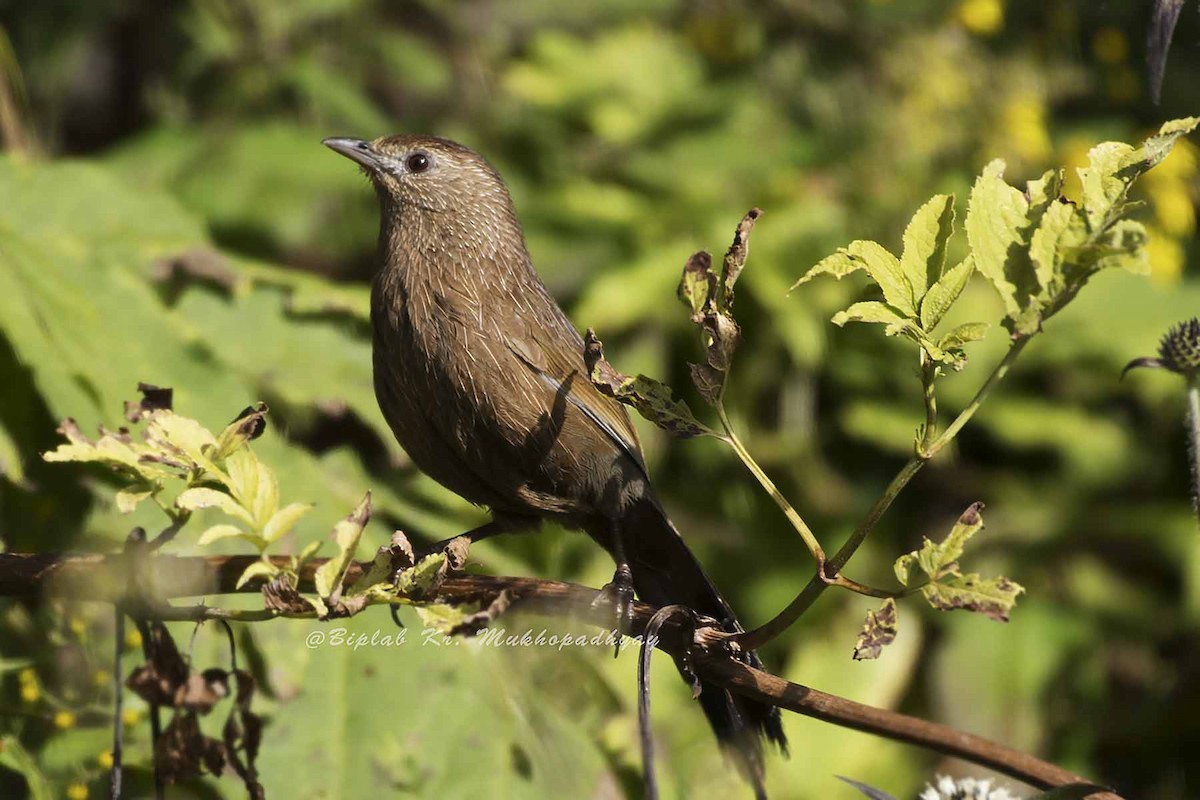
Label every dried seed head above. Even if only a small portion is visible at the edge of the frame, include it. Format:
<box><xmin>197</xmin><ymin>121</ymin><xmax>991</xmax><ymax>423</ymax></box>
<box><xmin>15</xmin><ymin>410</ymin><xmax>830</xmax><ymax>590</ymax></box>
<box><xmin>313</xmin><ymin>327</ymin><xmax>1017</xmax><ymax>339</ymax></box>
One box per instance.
<box><xmin>1159</xmin><ymin>317</ymin><xmax>1200</xmax><ymax>375</ymax></box>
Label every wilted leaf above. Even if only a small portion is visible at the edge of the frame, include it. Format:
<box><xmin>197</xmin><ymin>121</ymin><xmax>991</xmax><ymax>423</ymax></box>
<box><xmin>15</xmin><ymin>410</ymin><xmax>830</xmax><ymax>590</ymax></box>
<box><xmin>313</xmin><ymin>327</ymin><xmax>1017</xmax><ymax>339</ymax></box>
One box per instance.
<box><xmin>937</xmin><ymin>322</ymin><xmax>990</xmax><ymax>353</ymax></box>
<box><xmin>584</xmin><ymin>329</ymin><xmax>712</xmax><ymax>437</ymax></box>
<box><xmin>124</xmin><ymin>383</ymin><xmax>174</xmax><ymax>422</ymax></box>
<box><xmin>677</xmin><ymin>251</ymin><xmax>714</xmax><ymax>322</ymax></box>
<box><xmin>900</xmin><ymin>193</ymin><xmax>955</xmax><ymax>294</ymax></box>
<box><xmin>922</xmin><ymin>573</ymin><xmax>1025</xmax><ymax>622</ymax></box>
<box><xmin>213</xmin><ymin>403</ymin><xmax>269</xmax><ymax>460</ymax></box>
<box><xmin>852</xmin><ymin>599</ymin><xmax>899</xmax><ymax>661</ymax></box>
<box><xmin>314</xmin><ymin>492</ymin><xmax>372</xmax><ymax>604</ymax></box>
<box><xmin>718</xmin><ymin>208</ymin><xmax>760</xmax><ymax>307</ymax></box>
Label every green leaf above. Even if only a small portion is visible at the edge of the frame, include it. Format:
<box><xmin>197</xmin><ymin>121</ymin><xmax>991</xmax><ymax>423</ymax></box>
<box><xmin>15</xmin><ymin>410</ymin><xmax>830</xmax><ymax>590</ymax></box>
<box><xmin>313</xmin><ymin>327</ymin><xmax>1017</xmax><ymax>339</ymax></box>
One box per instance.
<box><xmin>143</xmin><ymin>411</ymin><xmax>221</xmax><ymax>476</ymax></box>
<box><xmin>852</xmin><ymin>598</ymin><xmax>899</xmax><ymax>661</ymax></box>
<box><xmin>831</xmin><ymin>301</ymin><xmax>912</xmax><ymax>336</ymax></box>
<box><xmin>965</xmin><ymin>159</ymin><xmax>1034</xmax><ymax>319</ymax></box>
<box><xmin>790</xmin><ymin>249</ymin><xmax>863</xmax><ymax>291</ymax></box>
<box><xmin>314</xmin><ymin>492</ymin><xmax>372</xmax><ymax>602</ymax></box>
<box><xmin>176</xmin><ymin>487</ymin><xmax>256</xmax><ymax>526</ymax></box>
<box><xmin>919</xmin><ymin>256</ymin><xmax>975</xmax><ymax>331</ymax></box>
<box><xmin>235</xmin><ymin>560</ymin><xmax>280</xmax><ymax>589</ymax></box>
<box><xmin>1092</xmin><ymin>219</ymin><xmax>1150</xmax><ymax>275</ymax></box>
<box><xmin>0</xmin><ymin>735</ymin><xmax>53</xmax><ymax>800</ymax></box>
<box><xmin>115</xmin><ymin>483</ymin><xmax>156</xmax><ymax>513</ymax></box>
<box><xmin>921</xmin><ymin>573</ymin><xmax>1025</xmax><ymax>622</ymax></box>
<box><xmin>1079</xmin><ymin>117</ymin><xmax>1200</xmax><ymax>230</ymax></box>
<box><xmin>846</xmin><ymin>240</ymin><xmax>915</xmax><ymax>318</ymax></box>
<box><xmin>937</xmin><ymin>322</ymin><xmax>990</xmax><ymax>352</ymax></box>
<box><xmin>197</xmin><ymin>523</ymin><xmax>262</xmax><ymax>548</ymax></box>
<box><xmin>1028</xmin><ymin>198</ymin><xmax>1082</xmax><ymax>289</ymax></box>
<box><xmin>0</xmin><ymin>422</ymin><xmax>25</xmax><ymax>486</ymax></box>
<box><xmin>900</xmin><ymin>193</ymin><xmax>955</xmax><ymax>295</ymax></box>
<box><xmin>262</xmin><ymin>502</ymin><xmax>315</xmax><ymax>544</ymax></box>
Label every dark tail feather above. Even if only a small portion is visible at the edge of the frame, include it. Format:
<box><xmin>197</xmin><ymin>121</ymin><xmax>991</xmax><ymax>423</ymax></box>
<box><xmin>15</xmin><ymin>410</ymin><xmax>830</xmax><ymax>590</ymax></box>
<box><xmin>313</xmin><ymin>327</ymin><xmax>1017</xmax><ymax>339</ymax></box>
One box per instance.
<box><xmin>618</xmin><ymin>499</ymin><xmax>788</xmax><ymax>794</ymax></box>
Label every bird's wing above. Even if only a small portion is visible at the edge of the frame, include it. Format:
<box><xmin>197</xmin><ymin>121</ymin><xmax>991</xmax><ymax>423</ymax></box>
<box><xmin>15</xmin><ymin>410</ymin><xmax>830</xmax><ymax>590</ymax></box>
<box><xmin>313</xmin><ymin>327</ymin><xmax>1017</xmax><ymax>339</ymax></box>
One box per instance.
<box><xmin>502</xmin><ymin>288</ymin><xmax>648</xmax><ymax>479</ymax></box>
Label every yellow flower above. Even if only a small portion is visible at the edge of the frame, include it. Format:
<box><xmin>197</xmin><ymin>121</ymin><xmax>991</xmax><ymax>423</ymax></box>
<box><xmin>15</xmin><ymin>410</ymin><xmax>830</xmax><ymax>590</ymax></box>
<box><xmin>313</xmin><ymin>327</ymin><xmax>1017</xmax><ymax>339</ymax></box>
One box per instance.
<box><xmin>1146</xmin><ymin>225</ymin><xmax>1185</xmax><ymax>286</ymax></box>
<box><xmin>93</xmin><ymin>670</ymin><xmax>111</xmax><ymax>688</ymax></box>
<box><xmin>1152</xmin><ymin>183</ymin><xmax>1196</xmax><ymax>237</ymax></box>
<box><xmin>18</xmin><ymin>668</ymin><xmax>36</xmax><ymax>685</ymax></box>
<box><xmin>1092</xmin><ymin>28</ymin><xmax>1128</xmax><ymax>64</ymax></box>
<box><xmin>98</xmin><ymin>750</ymin><xmax>114</xmax><ymax>769</ymax></box>
<box><xmin>20</xmin><ymin>684</ymin><xmax>40</xmax><ymax>703</ymax></box>
<box><xmin>69</xmin><ymin>618</ymin><xmax>87</xmax><ymax>636</ymax></box>
<box><xmin>121</xmin><ymin>708</ymin><xmax>142</xmax><ymax>726</ymax></box>
<box><xmin>1002</xmin><ymin>95</ymin><xmax>1051</xmax><ymax>164</ymax></box>
<box><xmin>957</xmin><ymin>0</ymin><xmax>1003</xmax><ymax>36</ymax></box>
<box><xmin>54</xmin><ymin>711</ymin><xmax>76</xmax><ymax>729</ymax></box>
<box><xmin>124</xmin><ymin>628</ymin><xmax>142</xmax><ymax>650</ymax></box>
<box><xmin>66</xmin><ymin>783</ymin><xmax>88</xmax><ymax>800</ymax></box>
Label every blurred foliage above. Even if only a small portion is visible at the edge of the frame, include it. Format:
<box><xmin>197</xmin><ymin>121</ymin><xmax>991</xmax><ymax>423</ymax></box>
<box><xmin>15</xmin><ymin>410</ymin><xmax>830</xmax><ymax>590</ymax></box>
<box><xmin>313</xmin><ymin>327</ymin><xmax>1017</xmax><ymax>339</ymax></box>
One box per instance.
<box><xmin>0</xmin><ymin>1</ymin><xmax>1199</xmax><ymax>798</ymax></box>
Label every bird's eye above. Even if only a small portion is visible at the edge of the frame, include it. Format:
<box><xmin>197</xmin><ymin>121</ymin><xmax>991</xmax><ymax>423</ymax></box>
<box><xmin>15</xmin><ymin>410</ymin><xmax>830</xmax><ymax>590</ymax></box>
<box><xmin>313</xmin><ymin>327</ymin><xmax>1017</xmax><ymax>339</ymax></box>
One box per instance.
<box><xmin>406</xmin><ymin>153</ymin><xmax>430</xmax><ymax>173</ymax></box>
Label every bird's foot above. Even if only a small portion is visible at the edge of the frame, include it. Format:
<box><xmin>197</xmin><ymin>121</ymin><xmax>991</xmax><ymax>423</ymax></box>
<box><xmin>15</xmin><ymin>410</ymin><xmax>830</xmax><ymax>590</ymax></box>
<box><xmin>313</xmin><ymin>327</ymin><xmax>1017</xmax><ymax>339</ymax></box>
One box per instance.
<box><xmin>591</xmin><ymin>562</ymin><xmax>634</xmax><ymax>658</ymax></box>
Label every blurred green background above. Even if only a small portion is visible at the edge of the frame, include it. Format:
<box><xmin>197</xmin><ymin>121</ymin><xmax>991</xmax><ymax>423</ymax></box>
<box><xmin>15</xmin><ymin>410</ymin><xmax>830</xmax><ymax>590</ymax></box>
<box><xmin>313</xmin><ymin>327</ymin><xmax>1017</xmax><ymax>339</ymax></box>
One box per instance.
<box><xmin>0</xmin><ymin>1</ymin><xmax>1197</xmax><ymax>798</ymax></box>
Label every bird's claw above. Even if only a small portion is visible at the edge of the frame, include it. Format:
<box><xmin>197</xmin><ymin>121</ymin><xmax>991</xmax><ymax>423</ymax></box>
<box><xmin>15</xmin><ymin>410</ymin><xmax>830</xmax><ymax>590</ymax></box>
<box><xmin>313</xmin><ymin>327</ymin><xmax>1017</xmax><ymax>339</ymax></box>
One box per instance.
<box><xmin>591</xmin><ymin>563</ymin><xmax>634</xmax><ymax>658</ymax></box>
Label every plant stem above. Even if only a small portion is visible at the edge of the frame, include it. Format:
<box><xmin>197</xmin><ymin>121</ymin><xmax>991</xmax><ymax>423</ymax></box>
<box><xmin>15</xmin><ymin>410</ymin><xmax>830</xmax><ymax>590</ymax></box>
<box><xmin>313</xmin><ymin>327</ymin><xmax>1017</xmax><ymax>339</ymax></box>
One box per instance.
<box><xmin>736</xmin><ymin>335</ymin><xmax>1033</xmax><ymax>650</ymax></box>
<box><xmin>716</xmin><ymin>403</ymin><xmax>825</xmax><ymax>566</ymax></box>
<box><xmin>1187</xmin><ymin>374</ymin><xmax>1200</xmax><ymax>525</ymax></box>
<box><xmin>920</xmin><ymin>351</ymin><xmax>938</xmax><ymax>452</ymax></box>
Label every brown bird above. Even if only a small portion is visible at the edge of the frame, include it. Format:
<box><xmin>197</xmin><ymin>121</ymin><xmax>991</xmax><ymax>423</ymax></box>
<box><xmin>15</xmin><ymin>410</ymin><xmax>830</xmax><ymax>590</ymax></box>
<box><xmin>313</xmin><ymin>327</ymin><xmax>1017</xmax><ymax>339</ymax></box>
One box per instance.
<box><xmin>324</xmin><ymin>134</ymin><xmax>786</xmax><ymax>792</ymax></box>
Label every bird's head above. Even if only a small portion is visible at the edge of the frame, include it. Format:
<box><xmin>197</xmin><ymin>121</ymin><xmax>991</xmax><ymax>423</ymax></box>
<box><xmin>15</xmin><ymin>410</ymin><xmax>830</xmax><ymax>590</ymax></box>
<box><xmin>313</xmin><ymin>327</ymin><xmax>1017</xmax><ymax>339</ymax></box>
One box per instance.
<box><xmin>322</xmin><ymin>134</ymin><xmax>513</xmax><ymax>216</ymax></box>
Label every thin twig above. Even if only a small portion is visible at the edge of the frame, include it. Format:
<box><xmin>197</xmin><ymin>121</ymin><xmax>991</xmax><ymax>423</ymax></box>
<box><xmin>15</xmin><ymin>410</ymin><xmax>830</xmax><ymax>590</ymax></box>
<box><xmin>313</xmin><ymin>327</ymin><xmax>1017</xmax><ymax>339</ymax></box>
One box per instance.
<box><xmin>736</xmin><ymin>336</ymin><xmax>1033</xmax><ymax>650</ymax></box>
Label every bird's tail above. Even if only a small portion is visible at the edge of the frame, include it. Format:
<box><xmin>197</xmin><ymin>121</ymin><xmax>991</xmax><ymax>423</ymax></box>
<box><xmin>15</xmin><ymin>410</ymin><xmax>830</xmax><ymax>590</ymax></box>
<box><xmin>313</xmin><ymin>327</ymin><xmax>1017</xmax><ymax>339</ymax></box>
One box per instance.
<box><xmin>618</xmin><ymin>498</ymin><xmax>788</xmax><ymax>796</ymax></box>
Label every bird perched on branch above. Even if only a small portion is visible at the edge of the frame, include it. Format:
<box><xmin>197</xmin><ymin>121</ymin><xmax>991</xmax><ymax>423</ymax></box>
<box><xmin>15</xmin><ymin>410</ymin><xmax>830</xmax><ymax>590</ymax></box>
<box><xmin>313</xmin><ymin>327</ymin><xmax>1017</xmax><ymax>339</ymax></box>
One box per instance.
<box><xmin>324</xmin><ymin>134</ymin><xmax>786</xmax><ymax>793</ymax></box>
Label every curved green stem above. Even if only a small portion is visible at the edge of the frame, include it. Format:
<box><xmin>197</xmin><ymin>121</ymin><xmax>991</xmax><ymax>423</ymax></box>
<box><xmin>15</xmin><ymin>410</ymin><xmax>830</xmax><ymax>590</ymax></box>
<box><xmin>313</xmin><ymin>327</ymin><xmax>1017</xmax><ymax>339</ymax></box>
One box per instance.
<box><xmin>717</xmin><ymin>403</ymin><xmax>825</xmax><ymax>567</ymax></box>
<box><xmin>736</xmin><ymin>335</ymin><xmax>1033</xmax><ymax>651</ymax></box>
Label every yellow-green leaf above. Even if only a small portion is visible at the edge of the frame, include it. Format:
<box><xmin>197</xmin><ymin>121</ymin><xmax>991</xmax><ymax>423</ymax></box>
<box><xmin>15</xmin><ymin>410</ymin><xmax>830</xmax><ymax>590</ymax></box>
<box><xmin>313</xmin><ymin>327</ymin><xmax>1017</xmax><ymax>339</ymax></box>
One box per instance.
<box><xmin>900</xmin><ymin>193</ymin><xmax>955</xmax><ymax>294</ymax></box>
<box><xmin>314</xmin><ymin>492</ymin><xmax>372</xmax><ymax>602</ymax></box>
<box><xmin>262</xmin><ymin>502</ymin><xmax>315</xmax><ymax>544</ymax></box>
<box><xmin>175</xmin><ymin>487</ymin><xmax>255</xmax><ymax>526</ymax></box>
<box><xmin>919</xmin><ymin>256</ymin><xmax>975</xmax><ymax>331</ymax></box>
<box><xmin>846</xmin><ymin>240</ymin><xmax>915</xmax><ymax>318</ymax></box>
<box><xmin>235</xmin><ymin>560</ymin><xmax>280</xmax><ymax>589</ymax></box>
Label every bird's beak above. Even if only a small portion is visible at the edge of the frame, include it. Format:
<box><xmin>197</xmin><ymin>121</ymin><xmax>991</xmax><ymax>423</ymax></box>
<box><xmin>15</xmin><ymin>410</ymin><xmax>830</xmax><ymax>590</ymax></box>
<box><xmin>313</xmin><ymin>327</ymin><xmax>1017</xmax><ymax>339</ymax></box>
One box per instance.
<box><xmin>322</xmin><ymin>137</ymin><xmax>386</xmax><ymax>173</ymax></box>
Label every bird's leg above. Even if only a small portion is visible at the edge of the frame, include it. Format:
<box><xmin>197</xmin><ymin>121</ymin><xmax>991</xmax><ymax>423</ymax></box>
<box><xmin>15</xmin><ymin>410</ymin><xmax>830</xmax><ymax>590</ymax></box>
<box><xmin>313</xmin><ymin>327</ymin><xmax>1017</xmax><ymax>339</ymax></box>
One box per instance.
<box><xmin>591</xmin><ymin>521</ymin><xmax>635</xmax><ymax>657</ymax></box>
<box><xmin>415</xmin><ymin>520</ymin><xmax>505</xmax><ymax>559</ymax></box>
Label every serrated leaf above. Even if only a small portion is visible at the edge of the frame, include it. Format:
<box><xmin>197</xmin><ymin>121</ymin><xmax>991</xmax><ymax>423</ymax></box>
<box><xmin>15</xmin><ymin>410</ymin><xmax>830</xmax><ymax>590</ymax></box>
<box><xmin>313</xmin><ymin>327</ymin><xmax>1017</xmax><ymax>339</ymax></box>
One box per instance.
<box><xmin>1080</xmin><ymin>117</ymin><xmax>1200</xmax><ymax>230</ymax></box>
<box><xmin>921</xmin><ymin>573</ymin><xmax>1024</xmax><ymax>622</ymax></box>
<box><xmin>585</xmin><ymin>330</ymin><xmax>713</xmax><ymax>437</ymax></box>
<box><xmin>846</xmin><ymin>240</ymin><xmax>915</xmax><ymax>318</ymax></box>
<box><xmin>790</xmin><ymin>249</ymin><xmax>863</xmax><ymax>291</ymax></box>
<box><xmin>938</xmin><ymin>322</ymin><xmax>990</xmax><ymax>351</ymax></box>
<box><xmin>900</xmin><ymin>193</ymin><xmax>955</xmax><ymax>295</ymax></box>
<box><xmin>314</xmin><ymin>492</ymin><xmax>372</xmax><ymax>602</ymax></box>
<box><xmin>235</xmin><ymin>560</ymin><xmax>280</xmax><ymax>589</ymax></box>
<box><xmin>896</xmin><ymin>502</ymin><xmax>985</xmax><ymax>585</ymax></box>
<box><xmin>965</xmin><ymin>160</ymin><xmax>1033</xmax><ymax>318</ymax></box>
<box><xmin>1028</xmin><ymin>198</ymin><xmax>1081</xmax><ymax>289</ymax></box>
<box><xmin>919</xmin><ymin>256</ymin><xmax>974</xmax><ymax>331</ymax></box>
<box><xmin>262</xmin><ymin>502</ymin><xmax>314</xmax><ymax>544</ymax></box>
<box><xmin>831</xmin><ymin>301</ymin><xmax>912</xmax><ymax>336</ymax></box>
<box><xmin>197</xmin><ymin>524</ymin><xmax>263</xmax><ymax>548</ymax></box>
<box><xmin>852</xmin><ymin>598</ymin><xmax>899</xmax><ymax>661</ymax></box>
<box><xmin>176</xmin><ymin>487</ymin><xmax>256</xmax><ymax>526</ymax></box>
<box><xmin>1092</xmin><ymin>219</ymin><xmax>1150</xmax><ymax>275</ymax></box>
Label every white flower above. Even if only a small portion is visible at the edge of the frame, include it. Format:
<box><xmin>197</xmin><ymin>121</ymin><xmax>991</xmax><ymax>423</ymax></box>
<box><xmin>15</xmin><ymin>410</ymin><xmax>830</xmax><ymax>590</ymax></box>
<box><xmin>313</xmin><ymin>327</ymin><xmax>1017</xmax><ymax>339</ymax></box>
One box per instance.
<box><xmin>919</xmin><ymin>774</ymin><xmax>1019</xmax><ymax>800</ymax></box>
